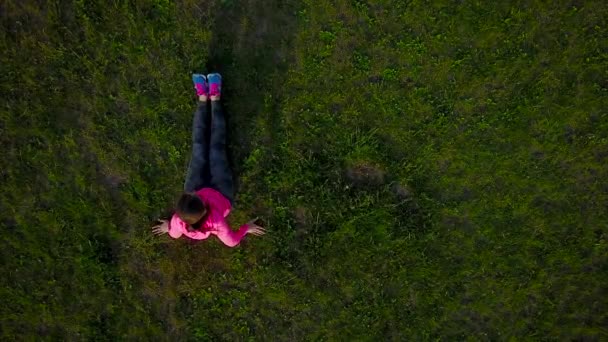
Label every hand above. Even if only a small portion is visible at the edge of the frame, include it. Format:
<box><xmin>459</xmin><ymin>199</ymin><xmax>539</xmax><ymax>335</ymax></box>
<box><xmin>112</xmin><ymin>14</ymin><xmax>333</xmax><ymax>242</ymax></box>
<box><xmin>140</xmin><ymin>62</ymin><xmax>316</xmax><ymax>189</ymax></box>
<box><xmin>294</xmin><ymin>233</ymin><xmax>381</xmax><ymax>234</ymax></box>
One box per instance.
<box><xmin>152</xmin><ymin>219</ymin><xmax>169</xmax><ymax>236</ymax></box>
<box><xmin>246</xmin><ymin>218</ymin><xmax>266</xmax><ymax>236</ymax></box>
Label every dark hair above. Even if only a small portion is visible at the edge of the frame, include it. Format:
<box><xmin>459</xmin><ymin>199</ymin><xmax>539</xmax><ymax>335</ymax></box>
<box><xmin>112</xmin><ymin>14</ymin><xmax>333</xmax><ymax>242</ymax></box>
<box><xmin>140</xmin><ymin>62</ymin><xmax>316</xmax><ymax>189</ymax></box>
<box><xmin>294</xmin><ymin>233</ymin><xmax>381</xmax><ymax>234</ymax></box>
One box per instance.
<box><xmin>176</xmin><ymin>193</ymin><xmax>207</xmax><ymax>226</ymax></box>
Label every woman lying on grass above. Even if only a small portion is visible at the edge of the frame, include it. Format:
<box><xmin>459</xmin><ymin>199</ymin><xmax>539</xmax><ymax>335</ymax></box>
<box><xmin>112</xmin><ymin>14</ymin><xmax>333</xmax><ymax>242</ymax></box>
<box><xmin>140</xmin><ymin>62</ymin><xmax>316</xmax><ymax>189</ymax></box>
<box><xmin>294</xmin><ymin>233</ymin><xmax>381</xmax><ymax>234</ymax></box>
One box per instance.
<box><xmin>152</xmin><ymin>73</ymin><xmax>266</xmax><ymax>247</ymax></box>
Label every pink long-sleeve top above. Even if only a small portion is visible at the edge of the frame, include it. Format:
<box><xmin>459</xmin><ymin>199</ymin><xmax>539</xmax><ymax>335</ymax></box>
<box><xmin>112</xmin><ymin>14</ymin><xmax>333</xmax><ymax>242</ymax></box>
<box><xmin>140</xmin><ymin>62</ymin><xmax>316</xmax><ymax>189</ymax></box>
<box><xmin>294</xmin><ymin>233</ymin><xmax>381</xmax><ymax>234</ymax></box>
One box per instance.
<box><xmin>168</xmin><ymin>188</ymin><xmax>248</xmax><ymax>247</ymax></box>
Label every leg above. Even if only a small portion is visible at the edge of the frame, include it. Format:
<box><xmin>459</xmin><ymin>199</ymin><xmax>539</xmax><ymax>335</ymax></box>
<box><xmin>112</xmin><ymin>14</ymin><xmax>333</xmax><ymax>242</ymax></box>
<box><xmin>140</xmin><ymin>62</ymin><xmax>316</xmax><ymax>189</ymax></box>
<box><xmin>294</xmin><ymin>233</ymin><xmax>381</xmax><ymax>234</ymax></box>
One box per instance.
<box><xmin>184</xmin><ymin>101</ymin><xmax>210</xmax><ymax>192</ymax></box>
<box><xmin>209</xmin><ymin>99</ymin><xmax>234</xmax><ymax>202</ymax></box>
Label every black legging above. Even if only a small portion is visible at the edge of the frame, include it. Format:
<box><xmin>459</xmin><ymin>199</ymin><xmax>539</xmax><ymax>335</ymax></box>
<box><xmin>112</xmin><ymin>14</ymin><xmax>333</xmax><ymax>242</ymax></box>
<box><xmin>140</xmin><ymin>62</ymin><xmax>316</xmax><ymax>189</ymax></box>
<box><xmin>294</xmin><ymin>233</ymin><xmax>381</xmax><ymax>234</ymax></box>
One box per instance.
<box><xmin>184</xmin><ymin>100</ymin><xmax>234</xmax><ymax>203</ymax></box>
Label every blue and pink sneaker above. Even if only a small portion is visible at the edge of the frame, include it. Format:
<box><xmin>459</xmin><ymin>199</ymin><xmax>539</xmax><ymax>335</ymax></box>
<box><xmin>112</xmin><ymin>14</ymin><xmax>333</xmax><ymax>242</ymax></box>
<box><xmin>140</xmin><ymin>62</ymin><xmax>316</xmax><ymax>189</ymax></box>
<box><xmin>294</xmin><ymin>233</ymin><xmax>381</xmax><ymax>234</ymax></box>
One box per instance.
<box><xmin>207</xmin><ymin>73</ymin><xmax>222</xmax><ymax>98</ymax></box>
<box><xmin>192</xmin><ymin>74</ymin><xmax>207</xmax><ymax>97</ymax></box>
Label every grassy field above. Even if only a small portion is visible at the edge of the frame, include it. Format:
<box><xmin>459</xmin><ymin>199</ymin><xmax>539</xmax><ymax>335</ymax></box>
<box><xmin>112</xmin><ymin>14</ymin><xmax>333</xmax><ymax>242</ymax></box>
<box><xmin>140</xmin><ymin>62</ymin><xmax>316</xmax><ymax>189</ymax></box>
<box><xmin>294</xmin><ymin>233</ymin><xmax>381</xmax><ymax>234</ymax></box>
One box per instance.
<box><xmin>1</xmin><ymin>0</ymin><xmax>607</xmax><ymax>340</ymax></box>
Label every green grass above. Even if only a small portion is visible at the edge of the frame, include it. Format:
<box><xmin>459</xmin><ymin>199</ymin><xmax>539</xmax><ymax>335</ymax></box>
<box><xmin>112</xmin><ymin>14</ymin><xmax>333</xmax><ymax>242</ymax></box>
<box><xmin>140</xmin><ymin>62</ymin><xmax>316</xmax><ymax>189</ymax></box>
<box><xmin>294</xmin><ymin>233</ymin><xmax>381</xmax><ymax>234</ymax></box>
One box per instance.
<box><xmin>1</xmin><ymin>0</ymin><xmax>607</xmax><ymax>340</ymax></box>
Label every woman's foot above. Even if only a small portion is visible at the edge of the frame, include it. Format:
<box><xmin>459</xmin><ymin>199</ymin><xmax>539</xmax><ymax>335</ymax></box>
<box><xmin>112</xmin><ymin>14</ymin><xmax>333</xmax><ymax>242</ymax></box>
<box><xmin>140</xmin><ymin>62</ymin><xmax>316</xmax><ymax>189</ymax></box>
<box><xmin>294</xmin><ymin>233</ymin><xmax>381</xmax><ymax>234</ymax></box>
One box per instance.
<box><xmin>192</xmin><ymin>74</ymin><xmax>208</xmax><ymax>102</ymax></box>
<box><xmin>207</xmin><ymin>73</ymin><xmax>222</xmax><ymax>101</ymax></box>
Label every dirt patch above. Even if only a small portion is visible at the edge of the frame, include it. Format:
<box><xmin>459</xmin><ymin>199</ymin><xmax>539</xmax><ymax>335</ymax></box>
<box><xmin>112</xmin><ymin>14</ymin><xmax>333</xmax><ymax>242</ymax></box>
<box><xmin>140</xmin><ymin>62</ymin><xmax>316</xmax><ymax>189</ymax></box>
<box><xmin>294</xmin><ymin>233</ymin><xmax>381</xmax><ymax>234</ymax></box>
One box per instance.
<box><xmin>331</xmin><ymin>102</ymin><xmax>343</xmax><ymax>114</ymax></box>
<box><xmin>102</xmin><ymin>172</ymin><xmax>126</xmax><ymax>190</ymax></box>
<box><xmin>294</xmin><ymin>206</ymin><xmax>310</xmax><ymax>237</ymax></box>
<box><xmin>368</xmin><ymin>75</ymin><xmax>383</xmax><ymax>84</ymax></box>
<box><xmin>532</xmin><ymin>195</ymin><xmax>561</xmax><ymax>214</ymax></box>
<box><xmin>391</xmin><ymin>182</ymin><xmax>412</xmax><ymax>200</ymax></box>
<box><xmin>294</xmin><ymin>206</ymin><xmax>308</xmax><ymax>226</ymax></box>
<box><xmin>442</xmin><ymin>213</ymin><xmax>474</xmax><ymax>234</ymax></box>
<box><xmin>207</xmin><ymin>259</ymin><xmax>229</xmax><ymax>273</ymax></box>
<box><xmin>345</xmin><ymin>163</ymin><xmax>386</xmax><ymax>187</ymax></box>
<box><xmin>564</xmin><ymin>125</ymin><xmax>576</xmax><ymax>144</ymax></box>
<box><xmin>593</xmin><ymin>148</ymin><xmax>608</xmax><ymax>162</ymax></box>
<box><xmin>3</xmin><ymin>217</ymin><xmax>17</xmax><ymax>229</ymax></box>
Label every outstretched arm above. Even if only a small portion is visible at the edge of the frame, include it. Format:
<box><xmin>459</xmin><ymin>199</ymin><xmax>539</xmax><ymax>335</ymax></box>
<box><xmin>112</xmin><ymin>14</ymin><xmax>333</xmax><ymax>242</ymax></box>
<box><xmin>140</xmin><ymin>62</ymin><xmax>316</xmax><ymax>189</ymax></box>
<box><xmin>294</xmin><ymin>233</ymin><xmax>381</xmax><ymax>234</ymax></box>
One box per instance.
<box><xmin>213</xmin><ymin>218</ymin><xmax>266</xmax><ymax>247</ymax></box>
<box><xmin>214</xmin><ymin>221</ymin><xmax>248</xmax><ymax>247</ymax></box>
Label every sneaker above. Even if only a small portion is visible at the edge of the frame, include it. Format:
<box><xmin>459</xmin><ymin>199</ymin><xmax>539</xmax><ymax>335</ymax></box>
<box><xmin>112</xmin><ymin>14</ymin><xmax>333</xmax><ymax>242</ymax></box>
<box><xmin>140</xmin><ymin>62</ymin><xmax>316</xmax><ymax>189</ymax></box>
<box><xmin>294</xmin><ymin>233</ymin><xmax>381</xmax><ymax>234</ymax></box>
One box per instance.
<box><xmin>207</xmin><ymin>73</ymin><xmax>222</xmax><ymax>98</ymax></box>
<box><xmin>192</xmin><ymin>74</ymin><xmax>207</xmax><ymax>97</ymax></box>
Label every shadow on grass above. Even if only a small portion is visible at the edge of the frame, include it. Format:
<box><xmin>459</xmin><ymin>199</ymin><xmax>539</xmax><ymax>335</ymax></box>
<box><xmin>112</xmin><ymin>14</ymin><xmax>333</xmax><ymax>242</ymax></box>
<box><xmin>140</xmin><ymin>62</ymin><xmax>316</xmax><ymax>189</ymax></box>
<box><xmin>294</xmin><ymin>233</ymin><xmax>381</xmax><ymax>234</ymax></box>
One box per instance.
<box><xmin>205</xmin><ymin>0</ymin><xmax>299</xmax><ymax>195</ymax></box>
